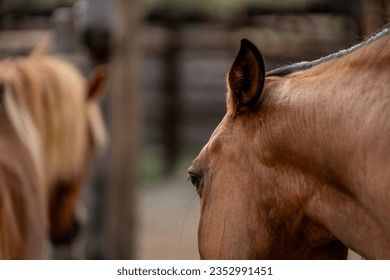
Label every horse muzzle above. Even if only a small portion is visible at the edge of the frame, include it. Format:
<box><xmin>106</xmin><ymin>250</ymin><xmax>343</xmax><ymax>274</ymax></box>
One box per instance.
<box><xmin>50</xmin><ymin>217</ymin><xmax>82</xmax><ymax>246</ymax></box>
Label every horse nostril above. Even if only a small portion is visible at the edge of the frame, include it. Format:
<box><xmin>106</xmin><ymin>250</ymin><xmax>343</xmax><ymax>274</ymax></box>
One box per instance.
<box><xmin>51</xmin><ymin>217</ymin><xmax>82</xmax><ymax>246</ymax></box>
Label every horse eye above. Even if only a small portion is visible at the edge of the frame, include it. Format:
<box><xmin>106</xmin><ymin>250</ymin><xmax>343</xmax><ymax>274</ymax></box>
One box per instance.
<box><xmin>188</xmin><ymin>173</ymin><xmax>202</xmax><ymax>190</ymax></box>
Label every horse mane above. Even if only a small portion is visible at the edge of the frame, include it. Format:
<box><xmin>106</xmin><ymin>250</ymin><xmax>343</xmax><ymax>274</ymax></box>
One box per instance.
<box><xmin>0</xmin><ymin>50</ymin><xmax>106</xmax><ymax>188</ymax></box>
<box><xmin>266</xmin><ymin>24</ymin><xmax>390</xmax><ymax>77</ymax></box>
<box><xmin>0</xmin><ymin>59</ymin><xmax>43</xmax><ymax>179</ymax></box>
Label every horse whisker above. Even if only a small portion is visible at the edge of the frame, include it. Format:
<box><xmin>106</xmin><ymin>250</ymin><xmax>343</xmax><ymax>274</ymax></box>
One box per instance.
<box><xmin>178</xmin><ymin>194</ymin><xmax>199</xmax><ymax>259</ymax></box>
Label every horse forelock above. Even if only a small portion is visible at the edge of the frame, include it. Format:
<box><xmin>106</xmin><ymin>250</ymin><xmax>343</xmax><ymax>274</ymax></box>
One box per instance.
<box><xmin>0</xmin><ymin>54</ymin><xmax>94</xmax><ymax>188</ymax></box>
<box><xmin>1</xmin><ymin>70</ymin><xmax>44</xmax><ymax>181</ymax></box>
<box><xmin>32</xmin><ymin>55</ymin><xmax>91</xmax><ymax>186</ymax></box>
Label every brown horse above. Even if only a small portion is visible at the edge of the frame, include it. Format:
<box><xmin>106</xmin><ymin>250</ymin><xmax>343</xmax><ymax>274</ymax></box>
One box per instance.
<box><xmin>188</xmin><ymin>26</ymin><xmax>390</xmax><ymax>259</ymax></box>
<box><xmin>0</xmin><ymin>50</ymin><xmax>107</xmax><ymax>258</ymax></box>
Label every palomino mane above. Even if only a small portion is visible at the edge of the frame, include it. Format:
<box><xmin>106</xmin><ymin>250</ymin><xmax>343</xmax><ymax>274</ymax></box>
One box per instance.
<box><xmin>0</xmin><ymin>59</ymin><xmax>43</xmax><ymax>179</ymax></box>
<box><xmin>0</xmin><ymin>51</ymin><xmax>106</xmax><ymax>188</ymax></box>
<box><xmin>266</xmin><ymin>24</ymin><xmax>390</xmax><ymax>77</ymax></box>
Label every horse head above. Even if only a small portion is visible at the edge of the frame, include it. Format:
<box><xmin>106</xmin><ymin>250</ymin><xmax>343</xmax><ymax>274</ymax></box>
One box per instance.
<box><xmin>188</xmin><ymin>39</ymin><xmax>348</xmax><ymax>259</ymax></box>
<box><xmin>47</xmin><ymin>65</ymin><xmax>107</xmax><ymax>245</ymax></box>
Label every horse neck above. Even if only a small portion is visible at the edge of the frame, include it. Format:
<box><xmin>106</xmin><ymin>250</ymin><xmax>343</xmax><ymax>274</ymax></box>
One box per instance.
<box><xmin>260</xmin><ymin>38</ymin><xmax>390</xmax><ymax>258</ymax></box>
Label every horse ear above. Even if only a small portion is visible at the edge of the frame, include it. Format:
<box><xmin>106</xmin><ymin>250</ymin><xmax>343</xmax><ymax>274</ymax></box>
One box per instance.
<box><xmin>227</xmin><ymin>39</ymin><xmax>265</xmax><ymax>114</ymax></box>
<box><xmin>87</xmin><ymin>65</ymin><xmax>108</xmax><ymax>101</ymax></box>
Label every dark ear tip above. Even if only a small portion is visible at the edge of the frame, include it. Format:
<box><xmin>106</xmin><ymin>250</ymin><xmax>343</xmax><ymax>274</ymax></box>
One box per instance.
<box><xmin>92</xmin><ymin>64</ymin><xmax>108</xmax><ymax>80</ymax></box>
<box><xmin>238</xmin><ymin>39</ymin><xmax>263</xmax><ymax>67</ymax></box>
<box><xmin>88</xmin><ymin>64</ymin><xmax>108</xmax><ymax>101</ymax></box>
<box><xmin>240</xmin><ymin>38</ymin><xmax>255</xmax><ymax>49</ymax></box>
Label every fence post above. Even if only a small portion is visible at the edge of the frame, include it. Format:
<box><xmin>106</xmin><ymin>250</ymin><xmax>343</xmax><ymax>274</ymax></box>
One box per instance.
<box><xmin>106</xmin><ymin>0</ymin><xmax>142</xmax><ymax>259</ymax></box>
<box><xmin>359</xmin><ymin>0</ymin><xmax>387</xmax><ymax>36</ymax></box>
<box><xmin>162</xmin><ymin>24</ymin><xmax>180</xmax><ymax>175</ymax></box>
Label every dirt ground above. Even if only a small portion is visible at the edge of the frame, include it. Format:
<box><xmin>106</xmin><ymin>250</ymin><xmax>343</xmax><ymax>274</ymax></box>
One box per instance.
<box><xmin>136</xmin><ymin>175</ymin><xmax>200</xmax><ymax>260</ymax></box>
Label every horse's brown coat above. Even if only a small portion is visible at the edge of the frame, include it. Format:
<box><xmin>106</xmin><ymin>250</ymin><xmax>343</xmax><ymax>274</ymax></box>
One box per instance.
<box><xmin>189</xmin><ymin>31</ymin><xmax>390</xmax><ymax>259</ymax></box>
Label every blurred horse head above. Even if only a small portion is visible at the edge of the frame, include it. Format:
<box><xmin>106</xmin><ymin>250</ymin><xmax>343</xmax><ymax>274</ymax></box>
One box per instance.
<box><xmin>189</xmin><ymin>26</ymin><xmax>390</xmax><ymax>259</ymax></box>
<box><xmin>0</xmin><ymin>50</ymin><xmax>107</xmax><ymax>258</ymax></box>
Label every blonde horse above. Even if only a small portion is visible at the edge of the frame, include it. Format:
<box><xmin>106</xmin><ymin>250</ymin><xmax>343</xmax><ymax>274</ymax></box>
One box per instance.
<box><xmin>0</xmin><ymin>49</ymin><xmax>107</xmax><ymax>259</ymax></box>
